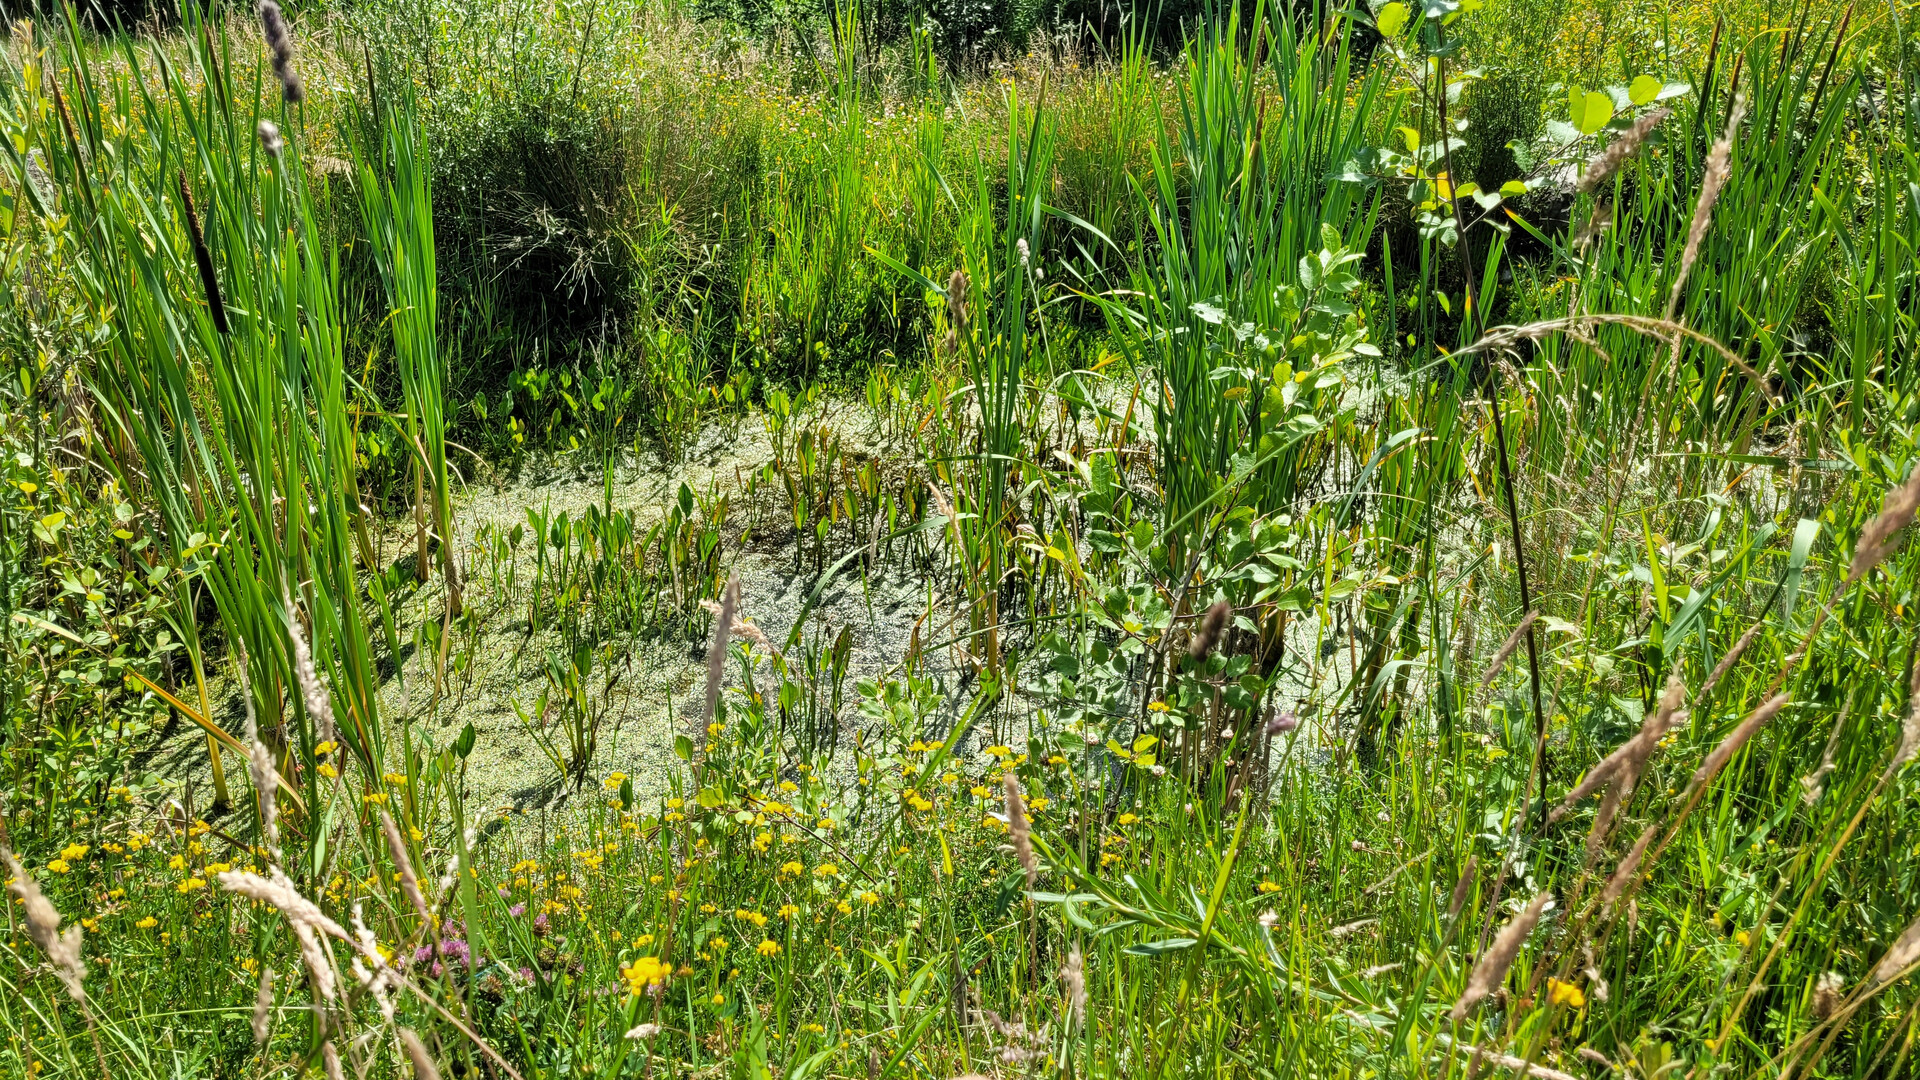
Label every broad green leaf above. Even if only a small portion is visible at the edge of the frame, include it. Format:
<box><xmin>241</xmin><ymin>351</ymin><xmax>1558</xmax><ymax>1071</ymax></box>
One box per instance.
<box><xmin>1628</xmin><ymin>74</ymin><xmax>1662</xmax><ymax>106</ymax></box>
<box><xmin>1569</xmin><ymin>88</ymin><xmax>1615</xmax><ymax>134</ymax></box>
<box><xmin>1397</xmin><ymin>125</ymin><xmax>1420</xmax><ymax>153</ymax></box>
<box><xmin>1499</xmin><ymin>179</ymin><xmax>1529</xmax><ymax>196</ymax></box>
<box><xmin>1375</xmin><ymin>1</ymin><xmax>1409</xmax><ymax>37</ymax></box>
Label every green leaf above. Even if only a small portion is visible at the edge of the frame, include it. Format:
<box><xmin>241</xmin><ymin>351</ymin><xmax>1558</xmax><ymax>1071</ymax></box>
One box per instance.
<box><xmin>1124</xmin><ymin>937</ymin><xmax>1199</xmax><ymax>956</ymax></box>
<box><xmin>1628</xmin><ymin>74</ymin><xmax>1663</xmax><ymax>106</ymax></box>
<box><xmin>1569</xmin><ymin>88</ymin><xmax>1615</xmax><ymax>134</ymax></box>
<box><xmin>1499</xmin><ymin>179</ymin><xmax>1529</xmax><ymax>196</ymax></box>
<box><xmin>674</xmin><ymin>734</ymin><xmax>695</xmax><ymax>761</ymax></box>
<box><xmin>1375</xmin><ymin>1</ymin><xmax>1409</xmax><ymax>37</ymax></box>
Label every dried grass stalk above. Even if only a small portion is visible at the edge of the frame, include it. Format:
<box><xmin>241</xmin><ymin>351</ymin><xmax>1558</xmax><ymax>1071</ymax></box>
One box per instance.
<box><xmin>2</xmin><ymin>851</ymin><xmax>86</xmax><ymax>1001</ymax></box>
<box><xmin>1601</xmin><ymin>824</ymin><xmax>1658</xmax><ymax>908</ymax></box>
<box><xmin>1480</xmin><ymin>611</ymin><xmax>1540</xmax><ymax>691</ymax></box>
<box><xmin>398</xmin><ymin>1028</ymin><xmax>442</xmax><ymax>1080</ymax></box>
<box><xmin>1451</xmin><ymin>891</ymin><xmax>1552</xmax><ymax>1022</ymax></box>
<box><xmin>1003</xmin><ymin>774</ymin><xmax>1036</xmax><ymax>886</ymax></box>
<box><xmin>1701</xmin><ymin>618</ymin><xmax>1765</xmax><ymax>698</ymax></box>
<box><xmin>1665</xmin><ymin>93</ymin><xmax>1746</xmax><ymax>319</ymax></box>
<box><xmin>1690</xmin><ymin>693</ymin><xmax>1790</xmax><ymax>789</ymax></box>
<box><xmin>1848</xmin><ymin>466</ymin><xmax>1920</xmax><ymax>584</ymax></box>
<box><xmin>379</xmin><ymin>811</ymin><xmax>432</xmax><ymax>928</ymax></box>
<box><xmin>1578</xmin><ymin>108</ymin><xmax>1670</xmax><ymax>192</ymax></box>
<box><xmin>702</xmin><ymin>575</ymin><xmax>739</xmax><ymax>737</ymax></box>
<box><xmin>252</xmin><ymin>966</ymin><xmax>275</xmax><ymax>1044</ymax></box>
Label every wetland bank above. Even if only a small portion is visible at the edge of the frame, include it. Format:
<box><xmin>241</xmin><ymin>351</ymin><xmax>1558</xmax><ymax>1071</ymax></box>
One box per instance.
<box><xmin>4</xmin><ymin>0</ymin><xmax>1920</xmax><ymax>1077</ymax></box>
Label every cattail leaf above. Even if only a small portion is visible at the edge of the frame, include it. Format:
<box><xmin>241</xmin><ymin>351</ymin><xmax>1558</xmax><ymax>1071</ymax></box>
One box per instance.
<box><xmin>1124</xmin><ymin>937</ymin><xmax>1199</xmax><ymax>956</ymax></box>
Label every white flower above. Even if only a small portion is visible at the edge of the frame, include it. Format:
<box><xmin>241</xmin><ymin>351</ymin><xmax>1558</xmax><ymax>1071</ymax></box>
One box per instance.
<box><xmin>625</xmin><ymin>1023</ymin><xmax>662</xmax><ymax>1040</ymax></box>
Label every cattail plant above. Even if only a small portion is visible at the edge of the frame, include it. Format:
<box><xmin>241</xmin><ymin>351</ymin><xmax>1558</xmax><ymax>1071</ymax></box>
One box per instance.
<box><xmin>1189</xmin><ymin>599</ymin><xmax>1230</xmax><ymax>663</ymax></box>
<box><xmin>257</xmin><ymin>1</ymin><xmax>304</xmax><ymax>103</ymax></box>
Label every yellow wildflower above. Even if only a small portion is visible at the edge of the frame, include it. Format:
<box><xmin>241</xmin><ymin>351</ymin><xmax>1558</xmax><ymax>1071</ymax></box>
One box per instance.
<box><xmin>1546</xmin><ymin>978</ymin><xmax>1586</xmax><ymax>1009</ymax></box>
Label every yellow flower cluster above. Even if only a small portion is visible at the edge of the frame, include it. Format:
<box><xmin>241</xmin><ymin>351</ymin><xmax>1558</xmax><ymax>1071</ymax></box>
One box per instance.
<box><xmin>622</xmin><ymin>956</ymin><xmax>670</xmax><ymax>995</ymax></box>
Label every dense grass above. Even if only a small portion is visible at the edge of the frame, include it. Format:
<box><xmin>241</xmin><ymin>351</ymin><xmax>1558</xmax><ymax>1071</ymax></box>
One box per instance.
<box><xmin>3</xmin><ymin>0</ymin><xmax>1920</xmax><ymax>1077</ymax></box>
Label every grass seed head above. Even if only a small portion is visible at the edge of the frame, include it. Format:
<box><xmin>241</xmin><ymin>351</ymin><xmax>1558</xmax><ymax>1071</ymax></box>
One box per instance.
<box><xmin>380</xmin><ymin>811</ymin><xmax>432</xmax><ymax>927</ymax></box>
<box><xmin>217</xmin><ymin>867</ymin><xmax>347</xmax><ymax>1000</ymax></box>
<box><xmin>252</xmin><ymin>966</ymin><xmax>275</xmax><ymax>1044</ymax></box>
<box><xmin>1667</xmin><ymin>93</ymin><xmax>1745</xmax><ymax>319</ymax></box>
<box><xmin>1451</xmin><ymin>890</ymin><xmax>1551</xmax><ymax>1023</ymax></box>
<box><xmin>1446</xmin><ymin>856</ymin><xmax>1478</xmax><ymax>922</ymax></box>
<box><xmin>1847</xmin><ymin>465</ymin><xmax>1920</xmax><ymax>584</ymax></box>
<box><xmin>1003</xmin><ymin>774</ymin><xmax>1036</xmax><ymax>885</ymax></box>
<box><xmin>1691</xmin><ymin>692</ymin><xmax>1789</xmax><ymax>789</ymax></box>
<box><xmin>2</xmin><ymin>850</ymin><xmax>85</xmax><ymax>1001</ymax></box>
<box><xmin>1601</xmin><ymin>823</ymin><xmax>1657</xmax><ymax>908</ymax></box>
<box><xmin>1480</xmin><ymin>611</ymin><xmax>1539</xmax><ymax>691</ymax></box>
<box><xmin>1577</xmin><ymin>107</ymin><xmax>1669</xmax><ymax>193</ymax></box>
<box><xmin>1060</xmin><ymin>948</ymin><xmax>1085</xmax><ymax>1030</ymax></box>
<box><xmin>1813</xmin><ymin>971</ymin><xmax>1843</xmax><ymax>1019</ymax></box>
<box><xmin>399</xmin><ymin>1028</ymin><xmax>442</xmax><ymax>1079</ymax></box>
<box><xmin>256</xmin><ymin>119</ymin><xmax>284</xmax><ymax>157</ymax></box>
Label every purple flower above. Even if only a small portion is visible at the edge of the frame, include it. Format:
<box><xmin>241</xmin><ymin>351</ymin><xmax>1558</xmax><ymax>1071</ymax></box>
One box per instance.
<box><xmin>533</xmin><ymin>913</ymin><xmax>550</xmax><ymax>937</ymax></box>
<box><xmin>509</xmin><ymin>903</ymin><xmax>526</xmax><ymax>917</ymax></box>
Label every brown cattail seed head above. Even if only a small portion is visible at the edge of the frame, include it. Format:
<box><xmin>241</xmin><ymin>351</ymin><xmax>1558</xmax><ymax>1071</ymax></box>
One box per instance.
<box><xmin>257</xmin><ymin>1</ymin><xmax>304</xmax><ymax>103</ymax></box>
<box><xmin>1190</xmin><ymin>600</ymin><xmax>1230</xmax><ymax>662</ymax></box>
